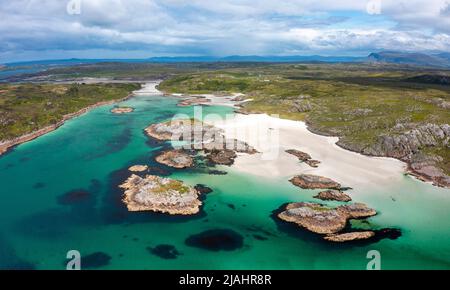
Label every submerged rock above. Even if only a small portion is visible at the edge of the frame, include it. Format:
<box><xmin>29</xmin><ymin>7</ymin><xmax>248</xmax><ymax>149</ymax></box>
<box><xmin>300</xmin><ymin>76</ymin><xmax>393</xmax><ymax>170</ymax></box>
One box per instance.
<box><xmin>324</xmin><ymin>231</ymin><xmax>375</xmax><ymax>242</ymax></box>
<box><xmin>111</xmin><ymin>107</ymin><xmax>134</xmax><ymax>114</ymax></box>
<box><xmin>148</xmin><ymin>244</ymin><xmax>182</xmax><ymax>259</ymax></box>
<box><xmin>119</xmin><ymin>174</ymin><xmax>202</xmax><ymax>215</ymax></box>
<box><xmin>290</xmin><ymin>174</ymin><xmax>341</xmax><ymax>190</ymax></box>
<box><xmin>314</xmin><ymin>190</ymin><xmax>352</xmax><ymax>202</ymax></box>
<box><xmin>155</xmin><ymin>150</ymin><xmax>194</xmax><ymax>169</ymax></box>
<box><xmin>185</xmin><ymin>229</ymin><xmax>244</xmax><ymax>251</ymax></box>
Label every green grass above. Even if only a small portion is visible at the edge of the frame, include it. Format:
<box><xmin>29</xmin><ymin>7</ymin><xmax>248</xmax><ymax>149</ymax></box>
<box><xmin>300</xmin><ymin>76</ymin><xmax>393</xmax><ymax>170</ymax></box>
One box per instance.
<box><xmin>158</xmin><ymin>63</ymin><xmax>450</xmax><ymax>176</ymax></box>
<box><xmin>0</xmin><ymin>83</ymin><xmax>140</xmax><ymax>141</ymax></box>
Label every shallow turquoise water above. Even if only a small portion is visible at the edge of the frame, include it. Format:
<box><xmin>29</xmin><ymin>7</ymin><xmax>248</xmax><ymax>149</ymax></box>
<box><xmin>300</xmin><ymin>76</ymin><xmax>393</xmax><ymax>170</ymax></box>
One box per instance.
<box><xmin>0</xmin><ymin>93</ymin><xmax>449</xmax><ymax>270</ymax></box>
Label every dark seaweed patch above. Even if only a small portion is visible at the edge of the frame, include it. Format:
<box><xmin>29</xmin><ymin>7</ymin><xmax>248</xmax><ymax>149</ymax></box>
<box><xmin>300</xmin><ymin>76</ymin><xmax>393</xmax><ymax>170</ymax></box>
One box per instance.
<box><xmin>0</xmin><ymin>234</ymin><xmax>35</xmax><ymax>270</ymax></box>
<box><xmin>148</xmin><ymin>244</ymin><xmax>182</xmax><ymax>259</ymax></box>
<box><xmin>253</xmin><ymin>234</ymin><xmax>269</xmax><ymax>241</ymax></box>
<box><xmin>57</xmin><ymin>190</ymin><xmax>91</xmax><ymax>205</ymax></box>
<box><xmin>227</xmin><ymin>203</ymin><xmax>236</xmax><ymax>210</ymax></box>
<box><xmin>32</xmin><ymin>182</ymin><xmax>46</xmax><ymax>189</ymax></box>
<box><xmin>185</xmin><ymin>229</ymin><xmax>244</xmax><ymax>252</ymax></box>
<box><xmin>84</xmin><ymin>127</ymin><xmax>133</xmax><ymax>160</ymax></box>
<box><xmin>79</xmin><ymin>252</ymin><xmax>111</xmax><ymax>269</ymax></box>
<box><xmin>207</xmin><ymin>170</ymin><xmax>228</xmax><ymax>175</ymax></box>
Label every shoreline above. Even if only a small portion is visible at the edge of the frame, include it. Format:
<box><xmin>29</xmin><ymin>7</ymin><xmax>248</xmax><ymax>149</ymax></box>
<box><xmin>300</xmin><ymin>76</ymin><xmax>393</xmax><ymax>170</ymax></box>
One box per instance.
<box><xmin>0</xmin><ymin>93</ymin><xmax>134</xmax><ymax>156</ymax></box>
<box><xmin>210</xmin><ymin>113</ymin><xmax>411</xmax><ymax>191</ymax></box>
<box><xmin>159</xmin><ymin>89</ymin><xmax>445</xmax><ymax>188</ymax></box>
<box><xmin>0</xmin><ymin>81</ymin><xmax>163</xmax><ymax>157</ymax></box>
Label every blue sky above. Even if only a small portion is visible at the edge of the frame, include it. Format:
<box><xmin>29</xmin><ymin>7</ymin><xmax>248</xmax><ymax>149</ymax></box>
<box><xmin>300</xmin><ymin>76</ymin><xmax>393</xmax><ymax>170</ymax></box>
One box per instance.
<box><xmin>1</xmin><ymin>0</ymin><xmax>449</xmax><ymax>62</ymax></box>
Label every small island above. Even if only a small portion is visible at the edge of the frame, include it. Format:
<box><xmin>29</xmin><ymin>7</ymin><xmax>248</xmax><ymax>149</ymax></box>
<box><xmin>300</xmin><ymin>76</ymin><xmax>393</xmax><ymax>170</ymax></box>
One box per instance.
<box><xmin>128</xmin><ymin>165</ymin><xmax>148</xmax><ymax>172</ymax></box>
<box><xmin>290</xmin><ymin>174</ymin><xmax>341</xmax><ymax>190</ymax></box>
<box><xmin>155</xmin><ymin>150</ymin><xmax>194</xmax><ymax>169</ymax></box>
<box><xmin>119</xmin><ymin>174</ymin><xmax>202</xmax><ymax>215</ymax></box>
<box><xmin>277</xmin><ymin>202</ymin><xmax>377</xmax><ymax>242</ymax></box>
<box><xmin>286</xmin><ymin>149</ymin><xmax>321</xmax><ymax>168</ymax></box>
<box><xmin>111</xmin><ymin>107</ymin><xmax>135</xmax><ymax>114</ymax></box>
<box><xmin>314</xmin><ymin>190</ymin><xmax>352</xmax><ymax>202</ymax></box>
<box><xmin>145</xmin><ymin>119</ymin><xmax>257</xmax><ymax>166</ymax></box>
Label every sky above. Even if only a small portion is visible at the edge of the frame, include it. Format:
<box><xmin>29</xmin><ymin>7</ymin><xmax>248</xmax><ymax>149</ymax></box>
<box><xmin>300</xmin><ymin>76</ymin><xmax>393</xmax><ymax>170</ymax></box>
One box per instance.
<box><xmin>1</xmin><ymin>0</ymin><xmax>450</xmax><ymax>63</ymax></box>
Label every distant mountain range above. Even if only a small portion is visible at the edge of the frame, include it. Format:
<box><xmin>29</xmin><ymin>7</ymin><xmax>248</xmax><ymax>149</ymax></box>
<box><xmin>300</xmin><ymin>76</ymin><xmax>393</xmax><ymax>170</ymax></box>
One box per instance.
<box><xmin>367</xmin><ymin>51</ymin><xmax>450</xmax><ymax>68</ymax></box>
<box><xmin>4</xmin><ymin>51</ymin><xmax>450</xmax><ymax>68</ymax></box>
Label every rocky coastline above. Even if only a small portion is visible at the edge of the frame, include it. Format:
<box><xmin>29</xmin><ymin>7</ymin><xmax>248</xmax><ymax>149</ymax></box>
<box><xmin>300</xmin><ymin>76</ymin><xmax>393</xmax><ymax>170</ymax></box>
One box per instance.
<box><xmin>306</xmin><ymin>121</ymin><xmax>450</xmax><ymax>188</ymax></box>
<box><xmin>0</xmin><ymin>93</ymin><xmax>135</xmax><ymax>156</ymax></box>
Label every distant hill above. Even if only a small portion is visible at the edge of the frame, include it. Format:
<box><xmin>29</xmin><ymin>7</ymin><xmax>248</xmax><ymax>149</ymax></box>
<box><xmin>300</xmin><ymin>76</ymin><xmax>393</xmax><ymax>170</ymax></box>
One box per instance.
<box><xmin>367</xmin><ymin>51</ymin><xmax>450</xmax><ymax>68</ymax></box>
<box><xmin>406</xmin><ymin>74</ymin><xmax>450</xmax><ymax>85</ymax></box>
<box><xmin>5</xmin><ymin>52</ymin><xmax>450</xmax><ymax>67</ymax></box>
<box><xmin>147</xmin><ymin>55</ymin><xmax>363</xmax><ymax>63</ymax></box>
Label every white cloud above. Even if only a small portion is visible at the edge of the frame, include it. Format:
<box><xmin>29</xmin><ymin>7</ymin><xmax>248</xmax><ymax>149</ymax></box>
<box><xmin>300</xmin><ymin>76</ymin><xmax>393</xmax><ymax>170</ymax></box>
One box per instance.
<box><xmin>0</xmin><ymin>0</ymin><xmax>449</xmax><ymax>62</ymax></box>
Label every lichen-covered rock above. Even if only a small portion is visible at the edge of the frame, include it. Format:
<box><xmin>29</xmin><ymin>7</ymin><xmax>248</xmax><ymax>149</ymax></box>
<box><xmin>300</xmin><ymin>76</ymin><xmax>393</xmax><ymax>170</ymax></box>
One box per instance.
<box><xmin>324</xmin><ymin>231</ymin><xmax>375</xmax><ymax>242</ymax></box>
<box><xmin>206</xmin><ymin>149</ymin><xmax>237</xmax><ymax>166</ymax></box>
<box><xmin>128</xmin><ymin>165</ymin><xmax>148</xmax><ymax>172</ymax></box>
<box><xmin>337</xmin><ymin>203</ymin><xmax>377</xmax><ymax>219</ymax></box>
<box><xmin>290</xmin><ymin>174</ymin><xmax>341</xmax><ymax>190</ymax></box>
<box><xmin>155</xmin><ymin>150</ymin><xmax>194</xmax><ymax>169</ymax></box>
<box><xmin>314</xmin><ymin>190</ymin><xmax>352</xmax><ymax>202</ymax></box>
<box><xmin>119</xmin><ymin>175</ymin><xmax>202</xmax><ymax>215</ymax></box>
<box><xmin>277</xmin><ymin>202</ymin><xmax>377</xmax><ymax>236</ymax></box>
<box><xmin>278</xmin><ymin>202</ymin><xmax>348</xmax><ymax>234</ymax></box>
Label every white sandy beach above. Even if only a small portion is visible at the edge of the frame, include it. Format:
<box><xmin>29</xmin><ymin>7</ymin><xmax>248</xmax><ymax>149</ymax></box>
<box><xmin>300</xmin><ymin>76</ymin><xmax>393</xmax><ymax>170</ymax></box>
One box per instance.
<box><xmin>211</xmin><ymin>113</ymin><xmax>407</xmax><ymax>190</ymax></box>
<box><xmin>133</xmin><ymin>81</ymin><xmax>162</xmax><ymax>95</ymax></box>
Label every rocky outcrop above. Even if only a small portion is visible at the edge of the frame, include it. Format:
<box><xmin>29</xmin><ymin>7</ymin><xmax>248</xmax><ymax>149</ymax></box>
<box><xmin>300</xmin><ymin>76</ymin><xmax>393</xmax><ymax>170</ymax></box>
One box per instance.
<box><xmin>324</xmin><ymin>231</ymin><xmax>375</xmax><ymax>242</ymax></box>
<box><xmin>361</xmin><ymin>123</ymin><xmax>450</xmax><ymax>187</ymax></box>
<box><xmin>277</xmin><ymin>202</ymin><xmax>378</xmax><ymax>241</ymax></box>
<box><xmin>155</xmin><ymin>150</ymin><xmax>194</xmax><ymax>169</ymax></box>
<box><xmin>145</xmin><ymin>119</ymin><xmax>222</xmax><ymax>142</ymax></box>
<box><xmin>111</xmin><ymin>107</ymin><xmax>134</xmax><ymax>114</ymax></box>
<box><xmin>337</xmin><ymin>203</ymin><xmax>377</xmax><ymax>219</ymax></box>
<box><xmin>145</xmin><ymin>119</ymin><xmax>257</xmax><ymax>168</ymax></box>
<box><xmin>290</xmin><ymin>174</ymin><xmax>341</xmax><ymax>190</ymax></box>
<box><xmin>369</xmin><ymin>124</ymin><xmax>449</xmax><ymax>159</ymax></box>
<box><xmin>177</xmin><ymin>97</ymin><xmax>211</xmax><ymax>107</ymax></box>
<box><xmin>119</xmin><ymin>174</ymin><xmax>202</xmax><ymax>215</ymax></box>
<box><xmin>128</xmin><ymin>165</ymin><xmax>149</xmax><ymax>172</ymax></box>
<box><xmin>206</xmin><ymin>149</ymin><xmax>237</xmax><ymax>166</ymax></box>
<box><xmin>314</xmin><ymin>190</ymin><xmax>352</xmax><ymax>202</ymax></box>
<box><xmin>278</xmin><ymin>202</ymin><xmax>348</xmax><ymax>234</ymax></box>
<box><xmin>285</xmin><ymin>150</ymin><xmax>321</xmax><ymax>167</ymax></box>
